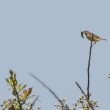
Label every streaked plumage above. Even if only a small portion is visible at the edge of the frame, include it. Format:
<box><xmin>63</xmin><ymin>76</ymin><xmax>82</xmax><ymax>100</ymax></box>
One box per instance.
<box><xmin>81</xmin><ymin>30</ymin><xmax>106</xmax><ymax>42</ymax></box>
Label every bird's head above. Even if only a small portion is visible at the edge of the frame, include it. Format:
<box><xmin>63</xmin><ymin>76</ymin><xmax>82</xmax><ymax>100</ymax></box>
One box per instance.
<box><xmin>81</xmin><ymin>30</ymin><xmax>90</xmax><ymax>38</ymax></box>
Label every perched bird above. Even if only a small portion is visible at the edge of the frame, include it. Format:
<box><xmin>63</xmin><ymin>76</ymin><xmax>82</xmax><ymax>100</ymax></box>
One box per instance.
<box><xmin>81</xmin><ymin>30</ymin><xmax>106</xmax><ymax>42</ymax></box>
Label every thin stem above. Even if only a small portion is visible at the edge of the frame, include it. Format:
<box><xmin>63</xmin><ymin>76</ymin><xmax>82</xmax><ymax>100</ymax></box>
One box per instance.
<box><xmin>75</xmin><ymin>82</ymin><xmax>87</xmax><ymax>98</ymax></box>
<box><xmin>87</xmin><ymin>39</ymin><xmax>93</xmax><ymax>101</ymax></box>
<box><xmin>30</xmin><ymin>95</ymin><xmax>39</xmax><ymax>109</ymax></box>
<box><xmin>75</xmin><ymin>82</ymin><xmax>94</xmax><ymax>110</ymax></box>
<box><xmin>29</xmin><ymin>73</ymin><xmax>64</xmax><ymax>108</ymax></box>
<box><xmin>11</xmin><ymin>78</ymin><xmax>22</xmax><ymax>110</ymax></box>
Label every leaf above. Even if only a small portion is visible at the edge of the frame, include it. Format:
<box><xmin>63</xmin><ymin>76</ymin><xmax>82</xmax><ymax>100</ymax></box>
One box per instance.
<box><xmin>19</xmin><ymin>88</ymin><xmax>32</xmax><ymax>100</ymax></box>
<box><xmin>2</xmin><ymin>100</ymin><xmax>12</xmax><ymax>109</ymax></box>
<box><xmin>16</xmin><ymin>84</ymin><xmax>26</xmax><ymax>92</ymax></box>
<box><xmin>6</xmin><ymin>72</ymin><xmax>17</xmax><ymax>87</ymax></box>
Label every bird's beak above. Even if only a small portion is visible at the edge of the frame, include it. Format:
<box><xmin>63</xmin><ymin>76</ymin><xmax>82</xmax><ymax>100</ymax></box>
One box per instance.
<box><xmin>81</xmin><ymin>31</ymin><xmax>84</xmax><ymax>38</ymax></box>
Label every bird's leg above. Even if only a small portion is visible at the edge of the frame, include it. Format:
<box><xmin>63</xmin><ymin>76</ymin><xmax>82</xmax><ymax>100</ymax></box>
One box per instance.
<box><xmin>91</xmin><ymin>35</ymin><xmax>96</xmax><ymax>46</ymax></box>
<box><xmin>92</xmin><ymin>42</ymin><xmax>96</xmax><ymax>46</ymax></box>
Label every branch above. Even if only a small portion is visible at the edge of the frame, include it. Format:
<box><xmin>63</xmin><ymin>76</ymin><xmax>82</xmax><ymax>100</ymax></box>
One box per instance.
<box><xmin>10</xmin><ymin>75</ymin><xmax>22</xmax><ymax>110</ymax></box>
<box><xmin>87</xmin><ymin>40</ymin><xmax>93</xmax><ymax>101</ymax></box>
<box><xmin>29</xmin><ymin>73</ymin><xmax>64</xmax><ymax>108</ymax></box>
<box><xmin>87</xmin><ymin>37</ymin><xmax>96</xmax><ymax>101</ymax></box>
<box><xmin>75</xmin><ymin>82</ymin><xmax>94</xmax><ymax>110</ymax></box>
<box><xmin>31</xmin><ymin>95</ymin><xmax>39</xmax><ymax>109</ymax></box>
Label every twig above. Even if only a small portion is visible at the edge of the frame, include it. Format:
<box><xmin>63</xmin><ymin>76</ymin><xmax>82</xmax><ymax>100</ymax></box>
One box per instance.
<box><xmin>75</xmin><ymin>82</ymin><xmax>94</xmax><ymax>110</ymax></box>
<box><xmin>75</xmin><ymin>82</ymin><xmax>86</xmax><ymax>98</ymax></box>
<box><xmin>30</xmin><ymin>95</ymin><xmax>39</xmax><ymax>110</ymax></box>
<box><xmin>29</xmin><ymin>73</ymin><xmax>64</xmax><ymax>108</ymax></box>
<box><xmin>87</xmin><ymin>40</ymin><xmax>92</xmax><ymax>101</ymax></box>
<box><xmin>10</xmin><ymin>76</ymin><xmax>22</xmax><ymax>110</ymax></box>
<box><xmin>87</xmin><ymin>37</ymin><xmax>95</xmax><ymax>101</ymax></box>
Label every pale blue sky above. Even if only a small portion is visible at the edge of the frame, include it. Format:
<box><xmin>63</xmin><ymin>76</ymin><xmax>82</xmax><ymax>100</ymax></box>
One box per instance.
<box><xmin>0</xmin><ymin>0</ymin><xmax>110</xmax><ymax>110</ymax></box>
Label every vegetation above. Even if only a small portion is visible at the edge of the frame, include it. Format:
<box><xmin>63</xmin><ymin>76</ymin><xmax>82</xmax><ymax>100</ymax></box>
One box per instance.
<box><xmin>1</xmin><ymin>70</ymin><xmax>38</xmax><ymax>110</ymax></box>
<box><xmin>0</xmin><ymin>36</ymin><xmax>107</xmax><ymax>110</ymax></box>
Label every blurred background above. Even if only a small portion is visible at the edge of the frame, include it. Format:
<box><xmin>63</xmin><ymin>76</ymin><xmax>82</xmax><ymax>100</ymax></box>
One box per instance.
<box><xmin>0</xmin><ymin>0</ymin><xmax>110</xmax><ymax>110</ymax></box>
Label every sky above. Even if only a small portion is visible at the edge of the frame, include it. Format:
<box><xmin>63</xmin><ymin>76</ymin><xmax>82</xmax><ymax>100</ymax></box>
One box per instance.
<box><xmin>0</xmin><ymin>0</ymin><xmax>110</xmax><ymax>110</ymax></box>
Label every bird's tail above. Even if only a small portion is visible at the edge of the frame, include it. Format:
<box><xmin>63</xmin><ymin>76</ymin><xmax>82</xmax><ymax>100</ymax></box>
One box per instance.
<box><xmin>101</xmin><ymin>38</ymin><xmax>107</xmax><ymax>41</ymax></box>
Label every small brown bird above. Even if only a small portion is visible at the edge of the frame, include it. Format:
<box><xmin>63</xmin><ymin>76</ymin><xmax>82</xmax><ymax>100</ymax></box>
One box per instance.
<box><xmin>81</xmin><ymin>30</ymin><xmax>106</xmax><ymax>42</ymax></box>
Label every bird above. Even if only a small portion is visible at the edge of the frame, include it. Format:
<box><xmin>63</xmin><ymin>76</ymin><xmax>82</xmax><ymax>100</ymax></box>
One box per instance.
<box><xmin>81</xmin><ymin>30</ymin><xmax>106</xmax><ymax>42</ymax></box>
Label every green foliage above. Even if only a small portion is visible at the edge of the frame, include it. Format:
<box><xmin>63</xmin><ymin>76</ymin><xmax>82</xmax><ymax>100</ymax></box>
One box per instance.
<box><xmin>55</xmin><ymin>98</ymin><xmax>70</xmax><ymax>110</ymax></box>
<box><xmin>73</xmin><ymin>95</ymin><xmax>98</xmax><ymax>110</ymax></box>
<box><xmin>0</xmin><ymin>69</ymin><xmax>99</xmax><ymax>110</ymax></box>
<box><xmin>55</xmin><ymin>96</ymin><xmax>98</xmax><ymax>110</ymax></box>
<box><xmin>1</xmin><ymin>70</ymin><xmax>35</xmax><ymax>110</ymax></box>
